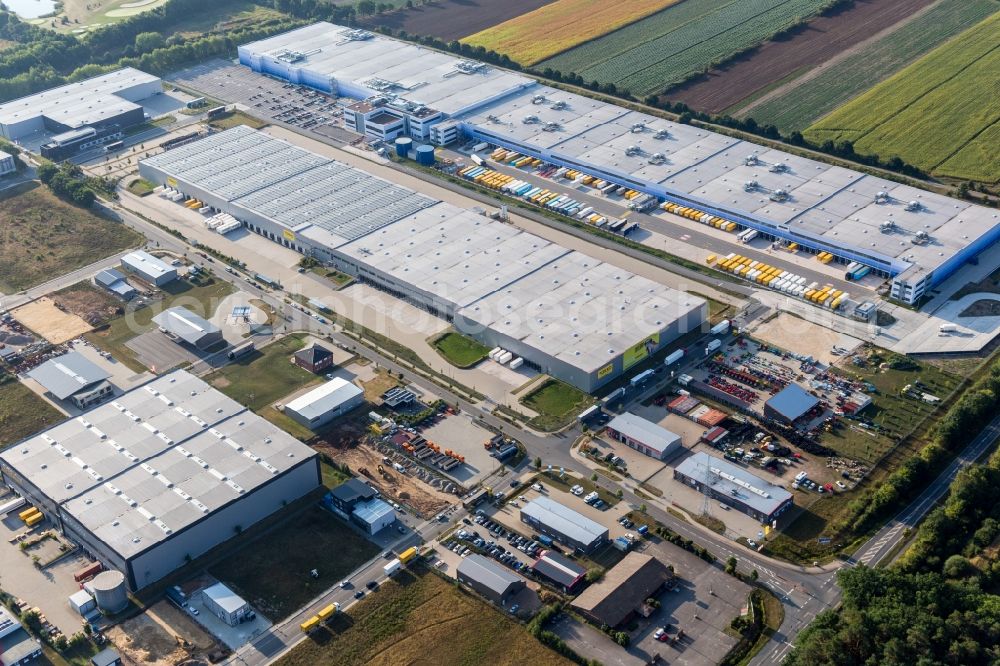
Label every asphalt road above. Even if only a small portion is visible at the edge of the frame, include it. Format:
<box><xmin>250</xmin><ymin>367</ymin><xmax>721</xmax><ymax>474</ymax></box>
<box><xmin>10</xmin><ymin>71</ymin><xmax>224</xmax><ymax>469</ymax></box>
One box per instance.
<box><xmin>107</xmin><ymin>121</ymin><xmax>999</xmax><ymax>664</ymax></box>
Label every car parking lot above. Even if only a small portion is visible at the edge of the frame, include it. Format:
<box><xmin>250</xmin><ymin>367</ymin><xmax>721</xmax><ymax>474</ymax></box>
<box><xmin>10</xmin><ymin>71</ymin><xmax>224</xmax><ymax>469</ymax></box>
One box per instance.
<box><xmin>171</xmin><ymin>60</ymin><xmax>344</xmax><ymax>132</ymax></box>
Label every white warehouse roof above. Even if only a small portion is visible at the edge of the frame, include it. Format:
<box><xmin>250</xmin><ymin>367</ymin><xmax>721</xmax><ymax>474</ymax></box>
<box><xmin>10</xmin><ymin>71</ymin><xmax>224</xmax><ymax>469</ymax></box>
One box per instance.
<box><xmin>203</xmin><ymin>582</ymin><xmax>247</xmax><ymax>614</ymax></box>
<box><xmin>284</xmin><ymin>377</ymin><xmax>363</xmax><ymax>422</ymax></box>
<box><xmin>152</xmin><ymin>307</ymin><xmax>221</xmax><ymax>346</ymax></box>
<box><xmin>253</xmin><ymin>25</ymin><xmax>1000</xmax><ymax>286</ymax></box>
<box><xmin>521</xmin><ymin>496</ymin><xmax>607</xmax><ymax>547</ymax></box>
<box><xmin>0</xmin><ymin>68</ymin><xmax>160</xmax><ymax>131</ymax></box>
<box><xmin>122</xmin><ymin>250</ymin><xmax>175</xmax><ymax>281</ymax></box>
<box><xmin>674</xmin><ymin>452</ymin><xmax>792</xmax><ymax>518</ymax></box>
<box><xmin>0</xmin><ymin>371</ymin><xmax>317</xmax><ymax>561</ymax></box>
<box><xmin>238</xmin><ymin>23</ymin><xmax>533</xmax><ymax>116</ymax></box>
<box><xmin>606</xmin><ymin>412</ymin><xmax>681</xmax><ymax>456</ymax></box>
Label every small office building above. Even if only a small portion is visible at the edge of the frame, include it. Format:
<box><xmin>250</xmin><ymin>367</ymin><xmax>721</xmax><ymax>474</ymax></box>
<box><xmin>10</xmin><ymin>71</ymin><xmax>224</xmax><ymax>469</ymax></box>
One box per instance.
<box><xmin>351</xmin><ymin>498</ymin><xmax>396</xmax><ymax>534</ymax></box>
<box><xmin>0</xmin><ymin>607</ymin><xmax>43</xmax><ymax>666</ymax></box>
<box><xmin>94</xmin><ymin>268</ymin><xmax>137</xmax><ymax>300</ymax></box>
<box><xmin>531</xmin><ymin>550</ymin><xmax>586</xmax><ymax>593</ymax></box>
<box><xmin>283</xmin><ymin>377</ymin><xmax>364</xmax><ymax>429</ymax></box>
<box><xmin>293</xmin><ymin>344</ymin><xmax>334</xmax><ymax>374</ymax></box>
<box><xmin>27</xmin><ymin>351</ymin><xmax>113</xmax><ymax>408</ymax></box>
<box><xmin>121</xmin><ymin>250</ymin><xmax>177</xmax><ymax>286</ymax></box>
<box><xmin>324</xmin><ymin>478</ymin><xmax>377</xmax><ymax>516</ymax></box>
<box><xmin>605</xmin><ymin>412</ymin><xmax>682</xmax><ymax>461</ymax></box>
<box><xmin>152</xmin><ymin>306</ymin><xmax>224</xmax><ymax>350</ymax></box>
<box><xmin>90</xmin><ymin>648</ymin><xmax>122</xmax><ymax>666</ymax></box>
<box><xmin>571</xmin><ymin>553</ymin><xmax>673</xmax><ymax>628</ymax></box>
<box><xmin>520</xmin><ymin>497</ymin><xmax>608</xmax><ymax>553</ymax></box>
<box><xmin>202</xmin><ymin>582</ymin><xmax>251</xmax><ymax>626</ymax></box>
<box><xmin>674</xmin><ymin>452</ymin><xmax>793</xmax><ymax>523</ymax></box>
<box><xmin>457</xmin><ymin>554</ymin><xmax>525</xmax><ymax>604</ymax></box>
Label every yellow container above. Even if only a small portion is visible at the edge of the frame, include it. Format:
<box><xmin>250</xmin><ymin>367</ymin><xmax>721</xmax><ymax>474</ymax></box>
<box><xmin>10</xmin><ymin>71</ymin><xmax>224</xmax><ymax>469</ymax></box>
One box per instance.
<box><xmin>706</xmin><ymin>254</ymin><xmax>717</xmax><ymax>265</ymax></box>
<box><xmin>300</xmin><ymin>616</ymin><xmax>320</xmax><ymax>633</ymax></box>
<box><xmin>25</xmin><ymin>512</ymin><xmax>43</xmax><ymax>526</ymax></box>
<box><xmin>18</xmin><ymin>507</ymin><xmax>37</xmax><ymax>521</ymax></box>
<box><xmin>317</xmin><ymin>604</ymin><xmax>338</xmax><ymax>621</ymax></box>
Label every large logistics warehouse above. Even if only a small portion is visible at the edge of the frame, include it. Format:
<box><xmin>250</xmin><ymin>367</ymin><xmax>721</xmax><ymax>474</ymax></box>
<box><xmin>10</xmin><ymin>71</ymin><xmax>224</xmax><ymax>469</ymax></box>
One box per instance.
<box><xmin>237</xmin><ymin>23</ymin><xmax>1000</xmax><ymax>305</ymax></box>
<box><xmin>0</xmin><ymin>370</ymin><xmax>320</xmax><ymax>590</ymax></box>
<box><xmin>0</xmin><ymin>68</ymin><xmax>162</xmax><ymax>157</ymax></box>
<box><xmin>139</xmin><ymin>126</ymin><xmax>705</xmax><ymax>392</ymax></box>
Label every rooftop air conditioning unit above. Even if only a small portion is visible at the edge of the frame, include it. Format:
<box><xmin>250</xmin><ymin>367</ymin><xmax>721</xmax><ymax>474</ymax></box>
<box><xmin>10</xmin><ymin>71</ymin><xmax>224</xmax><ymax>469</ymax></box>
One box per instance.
<box><xmin>745</xmin><ymin>154</ymin><xmax>758</xmax><ymax>166</ymax></box>
<box><xmin>769</xmin><ymin>189</ymin><xmax>789</xmax><ymax>202</ymax></box>
<box><xmin>875</xmin><ymin>191</ymin><xmax>889</xmax><ymax>204</ymax></box>
<box><xmin>552</xmin><ymin>100</ymin><xmax>567</xmax><ymax>110</ymax></box>
<box><xmin>625</xmin><ymin>145</ymin><xmax>640</xmax><ymax>156</ymax></box>
<box><xmin>654</xmin><ymin>129</ymin><xmax>670</xmax><ymax>139</ymax></box>
<box><xmin>744</xmin><ymin>179</ymin><xmax>758</xmax><ymax>192</ymax></box>
<box><xmin>906</xmin><ymin>200</ymin><xmax>921</xmax><ymax>212</ymax></box>
<box><xmin>522</xmin><ymin>114</ymin><xmax>539</xmax><ymax>124</ymax></box>
<box><xmin>532</xmin><ymin>94</ymin><xmax>546</xmax><ymax>104</ymax></box>
<box><xmin>880</xmin><ymin>220</ymin><xmax>895</xmax><ymax>233</ymax></box>
<box><xmin>631</xmin><ymin>123</ymin><xmax>645</xmax><ymax>133</ymax></box>
<box><xmin>769</xmin><ymin>162</ymin><xmax>788</xmax><ymax>173</ymax></box>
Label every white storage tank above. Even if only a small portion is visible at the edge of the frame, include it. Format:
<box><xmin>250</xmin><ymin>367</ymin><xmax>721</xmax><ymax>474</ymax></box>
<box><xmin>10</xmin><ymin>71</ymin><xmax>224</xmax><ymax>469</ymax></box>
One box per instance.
<box><xmin>91</xmin><ymin>570</ymin><xmax>128</xmax><ymax>613</ymax></box>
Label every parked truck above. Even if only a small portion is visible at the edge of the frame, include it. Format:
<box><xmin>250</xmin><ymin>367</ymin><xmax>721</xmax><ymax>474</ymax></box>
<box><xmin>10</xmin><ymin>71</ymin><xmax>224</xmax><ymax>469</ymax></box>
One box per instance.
<box><xmin>710</xmin><ymin>320</ymin><xmax>730</xmax><ymax>336</ymax></box>
<box><xmin>664</xmin><ymin>349</ymin><xmax>684</xmax><ymax>367</ymax></box>
<box><xmin>399</xmin><ymin>546</ymin><xmax>418</xmax><ymax>564</ymax></box>
<box><xmin>705</xmin><ymin>339</ymin><xmax>722</xmax><ymax>355</ymax></box>
<box><xmin>384</xmin><ymin>559</ymin><xmax>402</xmax><ymax>576</ymax></box>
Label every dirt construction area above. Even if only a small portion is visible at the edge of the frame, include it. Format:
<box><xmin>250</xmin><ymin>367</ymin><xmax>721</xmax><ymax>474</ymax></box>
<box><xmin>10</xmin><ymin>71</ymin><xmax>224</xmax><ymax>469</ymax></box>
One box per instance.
<box><xmin>51</xmin><ymin>282</ymin><xmax>125</xmax><ymax>327</ymax></box>
<box><xmin>668</xmin><ymin>0</ymin><xmax>935</xmax><ymax>113</ymax></box>
<box><xmin>316</xmin><ymin>440</ymin><xmax>455</xmax><ymax>517</ymax></box>
<box><xmin>359</xmin><ymin>0</ymin><xmax>553</xmax><ymax>42</ymax></box>
<box><xmin>12</xmin><ymin>297</ymin><xmax>93</xmax><ymax>343</ymax></box>
<box><xmin>107</xmin><ymin>600</ymin><xmax>220</xmax><ymax>666</ymax></box>
<box><xmin>750</xmin><ymin>312</ymin><xmax>861</xmax><ymax>366</ymax></box>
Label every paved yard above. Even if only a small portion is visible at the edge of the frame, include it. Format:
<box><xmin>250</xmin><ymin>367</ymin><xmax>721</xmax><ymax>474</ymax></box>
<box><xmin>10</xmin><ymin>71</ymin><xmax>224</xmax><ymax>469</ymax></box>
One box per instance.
<box><xmin>420</xmin><ymin>413</ymin><xmax>499</xmax><ymax>486</ymax></box>
<box><xmin>0</xmin><ymin>496</ymin><xmax>95</xmax><ymax>635</ymax></box>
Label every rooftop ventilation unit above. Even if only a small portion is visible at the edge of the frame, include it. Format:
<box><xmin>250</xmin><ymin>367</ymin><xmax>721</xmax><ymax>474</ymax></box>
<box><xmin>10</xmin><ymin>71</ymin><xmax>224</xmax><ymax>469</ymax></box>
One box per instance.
<box><xmin>654</xmin><ymin>129</ymin><xmax>670</xmax><ymax>139</ymax></box>
<box><xmin>769</xmin><ymin>189</ymin><xmax>789</xmax><ymax>202</ymax></box>
<box><xmin>453</xmin><ymin>60</ymin><xmax>488</xmax><ymax>75</ymax></box>
<box><xmin>341</xmin><ymin>29</ymin><xmax>374</xmax><ymax>42</ymax></box>
<box><xmin>745</xmin><ymin>153</ymin><xmax>758</xmax><ymax>166</ymax></box>
<box><xmin>630</xmin><ymin>122</ymin><xmax>646</xmax><ymax>133</ymax></box>
<box><xmin>744</xmin><ymin>179</ymin><xmax>758</xmax><ymax>192</ymax></box>
<box><xmin>551</xmin><ymin>100</ymin><xmax>567</xmax><ymax>110</ymax></box>
<box><xmin>880</xmin><ymin>220</ymin><xmax>896</xmax><ymax>233</ymax></box>
<box><xmin>906</xmin><ymin>200</ymin><xmax>921</xmax><ymax>212</ymax></box>
<box><xmin>769</xmin><ymin>161</ymin><xmax>788</xmax><ymax>173</ymax></box>
<box><xmin>522</xmin><ymin>114</ymin><xmax>540</xmax><ymax>124</ymax></box>
<box><xmin>625</xmin><ymin>145</ymin><xmax>641</xmax><ymax>156</ymax></box>
<box><xmin>911</xmin><ymin>230</ymin><xmax>931</xmax><ymax>245</ymax></box>
<box><xmin>647</xmin><ymin>153</ymin><xmax>666</xmax><ymax>165</ymax></box>
<box><xmin>532</xmin><ymin>94</ymin><xmax>546</xmax><ymax>104</ymax></box>
<box><xmin>485</xmin><ymin>114</ymin><xmax>501</xmax><ymax>123</ymax></box>
<box><xmin>874</xmin><ymin>191</ymin><xmax>890</xmax><ymax>204</ymax></box>
<box><xmin>542</xmin><ymin>121</ymin><xmax>561</xmax><ymax>132</ymax></box>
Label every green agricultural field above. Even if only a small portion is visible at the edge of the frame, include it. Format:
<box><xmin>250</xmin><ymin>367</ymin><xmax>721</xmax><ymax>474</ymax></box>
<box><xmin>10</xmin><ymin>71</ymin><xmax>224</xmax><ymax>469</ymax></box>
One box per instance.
<box><xmin>430</xmin><ymin>331</ymin><xmax>490</xmax><ymax>368</ymax></box>
<box><xmin>205</xmin><ymin>334</ymin><xmax>321</xmax><ymax>411</ymax></box>
<box><xmin>805</xmin><ymin>12</ymin><xmax>1000</xmax><ymax>182</ymax></box>
<box><xmin>276</xmin><ymin>566</ymin><xmax>571</xmax><ymax>666</ymax></box>
<box><xmin>743</xmin><ymin>0</ymin><xmax>1000</xmax><ymax>131</ymax></box>
<box><xmin>541</xmin><ymin>0</ymin><xmax>830</xmax><ymax>95</ymax></box>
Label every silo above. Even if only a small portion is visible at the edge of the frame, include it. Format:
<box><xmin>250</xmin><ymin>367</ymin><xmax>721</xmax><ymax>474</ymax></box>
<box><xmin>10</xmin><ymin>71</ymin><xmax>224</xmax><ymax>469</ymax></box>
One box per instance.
<box><xmin>415</xmin><ymin>144</ymin><xmax>435</xmax><ymax>166</ymax></box>
<box><xmin>91</xmin><ymin>570</ymin><xmax>128</xmax><ymax>613</ymax></box>
<box><xmin>395</xmin><ymin>137</ymin><xmax>412</xmax><ymax>158</ymax></box>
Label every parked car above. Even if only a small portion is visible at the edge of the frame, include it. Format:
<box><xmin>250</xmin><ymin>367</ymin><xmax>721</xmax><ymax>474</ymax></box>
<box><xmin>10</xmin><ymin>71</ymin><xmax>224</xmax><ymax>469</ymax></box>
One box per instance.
<box><xmin>188</xmin><ymin>606</ymin><xmax>199</xmax><ymax>616</ymax></box>
<box><xmin>354</xmin><ymin>590</ymin><xmax>365</xmax><ymax>599</ymax></box>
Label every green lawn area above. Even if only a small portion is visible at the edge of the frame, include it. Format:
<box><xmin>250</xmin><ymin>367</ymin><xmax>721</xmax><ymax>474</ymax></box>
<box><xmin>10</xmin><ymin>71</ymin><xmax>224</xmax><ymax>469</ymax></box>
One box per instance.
<box><xmin>0</xmin><ymin>182</ymin><xmax>142</xmax><ymax>293</ymax></box>
<box><xmin>210</xmin><ymin>505</ymin><xmax>379</xmax><ymax>622</ymax></box>
<box><xmin>0</xmin><ymin>374</ymin><xmax>63</xmax><ymax>451</ymax></box>
<box><xmin>430</xmin><ymin>331</ymin><xmax>491</xmax><ymax>368</ymax></box>
<box><xmin>309</xmin><ymin>266</ymin><xmax>354</xmax><ymax>288</ymax></box>
<box><xmin>85</xmin><ymin>273</ymin><xmax>235</xmax><ymax>372</ymax></box>
<box><xmin>823</xmin><ymin>350</ymin><xmax>961</xmax><ymax>464</ymax></box>
<box><xmin>321</xmin><ymin>460</ymin><xmax>351</xmax><ymax>489</ymax></box>
<box><xmin>521</xmin><ymin>379</ymin><xmax>595</xmax><ymax>431</ymax></box>
<box><xmin>276</xmin><ymin>566</ymin><xmax>571</xmax><ymax>666</ymax></box>
<box><xmin>126</xmin><ymin>178</ymin><xmax>155</xmax><ymax>196</ymax></box>
<box><xmin>205</xmin><ymin>334</ymin><xmax>320</xmax><ymax>411</ymax></box>
<box><xmin>208</xmin><ymin>111</ymin><xmax>267</xmax><ymax>130</ymax></box>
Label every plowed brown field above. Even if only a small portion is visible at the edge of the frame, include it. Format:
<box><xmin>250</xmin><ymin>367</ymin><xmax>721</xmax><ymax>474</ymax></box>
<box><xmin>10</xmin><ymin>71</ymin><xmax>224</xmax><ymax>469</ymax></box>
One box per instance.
<box><xmin>667</xmin><ymin>0</ymin><xmax>934</xmax><ymax>115</ymax></box>
<box><xmin>361</xmin><ymin>0</ymin><xmax>555</xmax><ymax>42</ymax></box>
